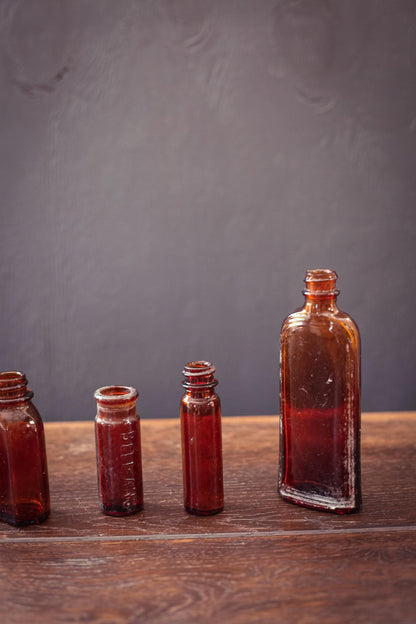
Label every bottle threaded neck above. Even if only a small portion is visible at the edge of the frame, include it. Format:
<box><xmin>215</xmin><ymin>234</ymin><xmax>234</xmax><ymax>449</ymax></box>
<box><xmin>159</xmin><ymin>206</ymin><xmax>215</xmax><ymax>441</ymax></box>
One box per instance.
<box><xmin>182</xmin><ymin>361</ymin><xmax>218</xmax><ymax>389</ymax></box>
<box><xmin>0</xmin><ymin>371</ymin><xmax>33</xmax><ymax>403</ymax></box>
<box><xmin>303</xmin><ymin>268</ymin><xmax>339</xmax><ymax>297</ymax></box>
<box><xmin>94</xmin><ymin>385</ymin><xmax>138</xmax><ymax>407</ymax></box>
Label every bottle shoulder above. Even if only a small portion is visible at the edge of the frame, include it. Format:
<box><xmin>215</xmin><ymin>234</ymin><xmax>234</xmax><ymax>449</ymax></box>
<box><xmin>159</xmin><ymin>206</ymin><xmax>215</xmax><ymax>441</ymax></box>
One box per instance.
<box><xmin>0</xmin><ymin>401</ymin><xmax>44</xmax><ymax>428</ymax></box>
<box><xmin>181</xmin><ymin>391</ymin><xmax>219</xmax><ymax>400</ymax></box>
<box><xmin>95</xmin><ymin>410</ymin><xmax>139</xmax><ymax>425</ymax></box>
<box><xmin>181</xmin><ymin>392</ymin><xmax>220</xmax><ymax>408</ymax></box>
<box><xmin>281</xmin><ymin>307</ymin><xmax>360</xmax><ymax>345</ymax></box>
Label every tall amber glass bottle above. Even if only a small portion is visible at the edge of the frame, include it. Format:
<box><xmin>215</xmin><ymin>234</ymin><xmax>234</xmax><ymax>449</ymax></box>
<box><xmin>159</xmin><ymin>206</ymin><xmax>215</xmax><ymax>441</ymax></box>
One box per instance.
<box><xmin>180</xmin><ymin>361</ymin><xmax>224</xmax><ymax>515</ymax></box>
<box><xmin>279</xmin><ymin>269</ymin><xmax>361</xmax><ymax>514</ymax></box>
<box><xmin>0</xmin><ymin>371</ymin><xmax>50</xmax><ymax>526</ymax></box>
<box><xmin>95</xmin><ymin>385</ymin><xmax>144</xmax><ymax>516</ymax></box>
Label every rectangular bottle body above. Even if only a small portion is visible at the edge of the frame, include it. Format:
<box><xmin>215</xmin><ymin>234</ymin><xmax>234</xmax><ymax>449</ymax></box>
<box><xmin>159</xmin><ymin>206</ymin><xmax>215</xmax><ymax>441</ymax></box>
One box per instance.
<box><xmin>180</xmin><ymin>396</ymin><xmax>224</xmax><ymax>515</ymax></box>
<box><xmin>0</xmin><ymin>404</ymin><xmax>50</xmax><ymax>526</ymax></box>
<box><xmin>279</xmin><ymin>312</ymin><xmax>361</xmax><ymax>513</ymax></box>
<box><xmin>95</xmin><ymin>415</ymin><xmax>143</xmax><ymax>515</ymax></box>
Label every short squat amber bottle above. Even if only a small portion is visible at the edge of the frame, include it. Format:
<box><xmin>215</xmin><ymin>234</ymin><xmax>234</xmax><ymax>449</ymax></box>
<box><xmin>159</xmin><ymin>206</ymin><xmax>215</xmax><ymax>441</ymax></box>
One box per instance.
<box><xmin>94</xmin><ymin>385</ymin><xmax>144</xmax><ymax>516</ymax></box>
<box><xmin>0</xmin><ymin>371</ymin><xmax>50</xmax><ymax>526</ymax></box>
<box><xmin>180</xmin><ymin>361</ymin><xmax>224</xmax><ymax>515</ymax></box>
<box><xmin>279</xmin><ymin>269</ymin><xmax>361</xmax><ymax>514</ymax></box>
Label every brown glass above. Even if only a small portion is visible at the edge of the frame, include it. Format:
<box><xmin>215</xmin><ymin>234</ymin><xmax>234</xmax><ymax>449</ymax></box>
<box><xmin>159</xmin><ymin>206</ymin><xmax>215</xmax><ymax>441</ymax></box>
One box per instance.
<box><xmin>279</xmin><ymin>269</ymin><xmax>361</xmax><ymax>513</ymax></box>
<box><xmin>180</xmin><ymin>361</ymin><xmax>224</xmax><ymax>515</ymax></box>
<box><xmin>95</xmin><ymin>385</ymin><xmax>144</xmax><ymax>516</ymax></box>
<box><xmin>0</xmin><ymin>371</ymin><xmax>50</xmax><ymax>526</ymax></box>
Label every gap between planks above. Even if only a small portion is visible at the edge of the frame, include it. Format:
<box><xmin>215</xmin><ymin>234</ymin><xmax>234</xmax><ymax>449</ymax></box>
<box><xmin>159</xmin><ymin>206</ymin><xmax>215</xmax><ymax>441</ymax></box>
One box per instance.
<box><xmin>1</xmin><ymin>524</ymin><xmax>415</xmax><ymax>544</ymax></box>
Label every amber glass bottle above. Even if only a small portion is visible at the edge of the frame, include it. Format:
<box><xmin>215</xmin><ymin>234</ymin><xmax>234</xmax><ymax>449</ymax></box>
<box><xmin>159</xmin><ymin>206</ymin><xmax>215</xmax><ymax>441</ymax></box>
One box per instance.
<box><xmin>0</xmin><ymin>371</ymin><xmax>50</xmax><ymax>526</ymax></box>
<box><xmin>94</xmin><ymin>385</ymin><xmax>143</xmax><ymax>516</ymax></box>
<box><xmin>180</xmin><ymin>361</ymin><xmax>224</xmax><ymax>515</ymax></box>
<box><xmin>279</xmin><ymin>269</ymin><xmax>361</xmax><ymax>514</ymax></box>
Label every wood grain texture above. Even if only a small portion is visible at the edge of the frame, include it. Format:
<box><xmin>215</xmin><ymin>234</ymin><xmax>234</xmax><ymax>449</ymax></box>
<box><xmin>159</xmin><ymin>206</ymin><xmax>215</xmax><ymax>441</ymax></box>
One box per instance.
<box><xmin>0</xmin><ymin>414</ymin><xmax>415</xmax><ymax>623</ymax></box>
<box><xmin>0</xmin><ymin>532</ymin><xmax>415</xmax><ymax>624</ymax></box>
<box><xmin>0</xmin><ymin>413</ymin><xmax>415</xmax><ymax>540</ymax></box>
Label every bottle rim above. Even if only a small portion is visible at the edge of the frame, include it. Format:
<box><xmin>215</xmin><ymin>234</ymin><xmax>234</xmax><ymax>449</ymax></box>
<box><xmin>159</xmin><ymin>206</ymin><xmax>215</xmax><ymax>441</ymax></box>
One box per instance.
<box><xmin>182</xmin><ymin>361</ymin><xmax>218</xmax><ymax>389</ymax></box>
<box><xmin>0</xmin><ymin>370</ymin><xmax>27</xmax><ymax>389</ymax></box>
<box><xmin>183</xmin><ymin>361</ymin><xmax>216</xmax><ymax>376</ymax></box>
<box><xmin>94</xmin><ymin>385</ymin><xmax>138</xmax><ymax>403</ymax></box>
<box><xmin>303</xmin><ymin>268</ymin><xmax>340</xmax><ymax>296</ymax></box>
<box><xmin>0</xmin><ymin>371</ymin><xmax>33</xmax><ymax>403</ymax></box>
<box><xmin>305</xmin><ymin>268</ymin><xmax>338</xmax><ymax>282</ymax></box>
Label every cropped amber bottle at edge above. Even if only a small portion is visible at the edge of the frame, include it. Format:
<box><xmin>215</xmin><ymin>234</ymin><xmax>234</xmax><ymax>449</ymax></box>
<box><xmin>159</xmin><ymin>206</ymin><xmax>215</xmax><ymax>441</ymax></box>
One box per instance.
<box><xmin>180</xmin><ymin>361</ymin><xmax>224</xmax><ymax>515</ymax></box>
<box><xmin>95</xmin><ymin>385</ymin><xmax>144</xmax><ymax>516</ymax></box>
<box><xmin>279</xmin><ymin>269</ymin><xmax>361</xmax><ymax>514</ymax></box>
<box><xmin>0</xmin><ymin>371</ymin><xmax>50</xmax><ymax>526</ymax></box>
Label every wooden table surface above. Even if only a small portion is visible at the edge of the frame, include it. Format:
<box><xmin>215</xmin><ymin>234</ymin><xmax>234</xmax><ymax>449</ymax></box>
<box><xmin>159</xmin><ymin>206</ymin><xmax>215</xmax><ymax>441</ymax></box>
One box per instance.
<box><xmin>0</xmin><ymin>413</ymin><xmax>415</xmax><ymax>623</ymax></box>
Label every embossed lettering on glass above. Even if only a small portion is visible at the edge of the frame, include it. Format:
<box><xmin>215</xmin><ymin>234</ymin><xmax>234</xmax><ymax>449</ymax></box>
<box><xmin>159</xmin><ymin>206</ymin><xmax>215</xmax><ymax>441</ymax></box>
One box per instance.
<box><xmin>95</xmin><ymin>385</ymin><xmax>144</xmax><ymax>516</ymax></box>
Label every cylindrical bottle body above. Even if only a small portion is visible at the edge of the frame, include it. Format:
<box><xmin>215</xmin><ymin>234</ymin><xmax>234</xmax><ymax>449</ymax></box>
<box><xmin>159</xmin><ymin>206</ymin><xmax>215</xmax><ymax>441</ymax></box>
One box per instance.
<box><xmin>279</xmin><ymin>270</ymin><xmax>361</xmax><ymax>513</ymax></box>
<box><xmin>95</xmin><ymin>386</ymin><xmax>143</xmax><ymax>516</ymax></box>
<box><xmin>180</xmin><ymin>362</ymin><xmax>224</xmax><ymax>515</ymax></box>
<box><xmin>0</xmin><ymin>372</ymin><xmax>50</xmax><ymax>526</ymax></box>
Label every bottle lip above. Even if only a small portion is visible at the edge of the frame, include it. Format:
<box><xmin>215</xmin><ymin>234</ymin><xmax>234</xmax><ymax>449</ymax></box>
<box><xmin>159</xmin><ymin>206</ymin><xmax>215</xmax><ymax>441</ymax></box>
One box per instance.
<box><xmin>303</xmin><ymin>268</ymin><xmax>340</xmax><ymax>297</ymax></box>
<box><xmin>305</xmin><ymin>268</ymin><xmax>338</xmax><ymax>282</ymax></box>
<box><xmin>0</xmin><ymin>370</ymin><xmax>27</xmax><ymax>390</ymax></box>
<box><xmin>182</xmin><ymin>361</ymin><xmax>218</xmax><ymax>389</ymax></box>
<box><xmin>182</xmin><ymin>361</ymin><xmax>216</xmax><ymax>376</ymax></box>
<box><xmin>0</xmin><ymin>370</ymin><xmax>33</xmax><ymax>403</ymax></box>
<box><xmin>94</xmin><ymin>385</ymin><xmax>138</xmax><ymax>403</ymax></box>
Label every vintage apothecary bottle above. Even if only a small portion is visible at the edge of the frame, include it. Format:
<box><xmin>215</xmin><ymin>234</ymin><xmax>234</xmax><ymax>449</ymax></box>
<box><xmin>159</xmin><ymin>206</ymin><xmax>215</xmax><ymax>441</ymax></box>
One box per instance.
<box><xmin>94</xmin><ymin>385</ymin><xmax>143</xmax><ymax>516</ymax></box>
<box><xmin>279</xmin><ymin>269</ymin><xmax>361</xmax><ymax>513</ymax></box>
<box><xmin>180</xmin><ymin>361</ymin><xmax>224</xmax><ymax>515</ymax></box>
<box><xmin>0</xmin><ymin>371</ymin><xmax>50</xmax><ymax>526</ymax></box>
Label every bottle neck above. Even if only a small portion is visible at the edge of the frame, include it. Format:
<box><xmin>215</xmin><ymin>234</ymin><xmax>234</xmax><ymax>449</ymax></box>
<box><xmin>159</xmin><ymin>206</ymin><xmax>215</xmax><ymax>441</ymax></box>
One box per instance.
<box><xmin>302</xmin><ymin>268</ymin><xmax>339</xmax><ymax>312</ymax></box>
<box><xmin>303</xmin><ymin>293</ymin><xmax>339</xmax><ymax>312</ymax></box>
<box><xmin>94</xmin><ymin>385</ymin><xmax>138</xmax><ymax>415</ymax></box>
<box><xmin>182</xmin><ymin>361</ymin><xmax>218</xmax><ymax>398</ymax></box>
<box><xmin>0</xmin><ymin>371</ymin><xmax>33</xmax><ymax>404</ymax></box>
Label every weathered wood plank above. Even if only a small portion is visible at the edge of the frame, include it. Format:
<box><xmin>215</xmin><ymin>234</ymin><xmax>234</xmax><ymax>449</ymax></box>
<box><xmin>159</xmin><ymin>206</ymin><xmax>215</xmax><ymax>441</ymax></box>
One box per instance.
<box><xmin>0</xmin><ymin>531</ymin><xmax>414</xmax><ymax>624</ymax></box>
<box><xmin>0</xmin><ymin>415</ymin><xmax>415</xmax><ymax>624</ymax></box>
<box><xmin>0</xmin><ymin>414</ymin><xmax>415</xmax><ymax>539</ymax></box>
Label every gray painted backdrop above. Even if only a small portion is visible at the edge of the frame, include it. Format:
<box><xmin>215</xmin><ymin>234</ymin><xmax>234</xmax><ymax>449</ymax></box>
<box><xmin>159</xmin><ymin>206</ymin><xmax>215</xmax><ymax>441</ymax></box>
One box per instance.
<box><xmin>1</xmin><ymin>0</ymin><xmax>415</xmax><ymax>421</ymax></box>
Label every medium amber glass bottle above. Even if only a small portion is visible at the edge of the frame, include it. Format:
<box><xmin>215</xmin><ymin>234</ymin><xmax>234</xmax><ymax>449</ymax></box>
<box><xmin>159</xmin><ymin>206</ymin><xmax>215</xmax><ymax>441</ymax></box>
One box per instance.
<box><xmin>94</xmin><ymin>385</ymin><xmax>144</xmax><ymax>516</ymax></box>
<box><xmin>279</xmin><ymin>269</ymin><xmax>361</xmax><ymax>514</ymax></box>
<box><xmin>180</xmin><ymin>361</ymin><xmax>224</xmax><ymax>515</ymax></box>
<box><xmin>0</xmin><ymin>371</ymin><xmax>50</xmax><ymax>526</ymax></box>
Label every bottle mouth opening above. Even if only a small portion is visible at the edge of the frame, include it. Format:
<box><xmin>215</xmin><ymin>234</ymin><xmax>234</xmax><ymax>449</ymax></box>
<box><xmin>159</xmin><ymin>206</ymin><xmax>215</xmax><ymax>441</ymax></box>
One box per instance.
<box><xmin>0</xmin><ymin>371</ymin><xmax>27</xmax><ymax>389</ymax></box>
<box><xmin>304</xmin><ymin>268</ymin><xmax>339</xmax><ymax>296</ymax></box>
<box><xmin>0</xmin><ymin>371</ymin><xmax>33</xmax><ymax>403</ymax></box>
<box><xmin>183</xmin><ymin>361</ymin><xmax>216</xmax><ymax>376</ymax></box>
<box><xmin>305</xmin><ymin>268</ymin><xmax>338</xmax><ymax>282</ymax></box>
<box><xmin>182</xmin><ymin>361</ymin><xmax>217</xmax><ymax>389</ymax></box>
<box><xmin>94</xmin><ymin>385</ymin><xmax>138</xmax><ymax>403</ymax></box>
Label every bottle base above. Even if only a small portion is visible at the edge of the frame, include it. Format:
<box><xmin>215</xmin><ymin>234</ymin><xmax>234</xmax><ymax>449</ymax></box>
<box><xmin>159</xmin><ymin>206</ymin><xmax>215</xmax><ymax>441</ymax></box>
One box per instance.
<box><xmin>100</xmin><ymin>503</ymin><xmax>144</xmax><ymax>516</ymax></box>
<box><xmin>185</xmin><ymin>506</ymin><xmax>223</xmax><ymax>516</ymax></box>
<box><xmin>0</xmin><ymin>508</ymin><xmax>50</xmax><ymax>527</ymax></box>
<box><xmin>279</xmin><ymin>485</ymin><xmax>360</xmax><ymax>515</ymax></box>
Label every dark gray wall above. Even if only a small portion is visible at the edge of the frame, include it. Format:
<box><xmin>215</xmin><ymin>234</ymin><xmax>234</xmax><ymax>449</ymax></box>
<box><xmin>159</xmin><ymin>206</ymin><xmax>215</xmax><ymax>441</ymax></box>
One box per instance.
<box><xmin>1</xmin><ymin>0</ymin><xmax>415</xmax><ymax>421</ymax></box>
